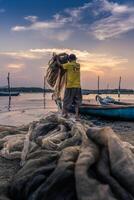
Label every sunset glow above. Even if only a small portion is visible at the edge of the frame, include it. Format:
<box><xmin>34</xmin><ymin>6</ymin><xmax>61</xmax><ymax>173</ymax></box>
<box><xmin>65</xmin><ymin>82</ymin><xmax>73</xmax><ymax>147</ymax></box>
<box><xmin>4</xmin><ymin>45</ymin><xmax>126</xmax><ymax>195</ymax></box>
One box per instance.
<box><xmin>0</xmin><ymin>0</ymin><xmax>133</xmax><ymax>89</ymax></box>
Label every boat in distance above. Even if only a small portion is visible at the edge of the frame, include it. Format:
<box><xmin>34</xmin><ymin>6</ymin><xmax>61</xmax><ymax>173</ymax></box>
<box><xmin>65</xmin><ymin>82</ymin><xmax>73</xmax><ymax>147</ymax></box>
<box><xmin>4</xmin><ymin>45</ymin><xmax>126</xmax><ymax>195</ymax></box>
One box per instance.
<box><xmin>71</xmin><ymin>104</ymin><xmax>134</xmax><ymax>121</ymax></box>
<box><xmin>0</xmin><ymin>92</ymin><xmax>20</xmax><ymax>96</ymax></box>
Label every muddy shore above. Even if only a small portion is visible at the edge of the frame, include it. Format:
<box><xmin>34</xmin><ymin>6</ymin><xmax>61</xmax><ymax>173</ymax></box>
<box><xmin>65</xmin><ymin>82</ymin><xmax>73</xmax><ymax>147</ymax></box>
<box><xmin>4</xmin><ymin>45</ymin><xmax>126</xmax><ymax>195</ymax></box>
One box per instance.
<box><xmin>0</xmin><ymin>114</ymin><xmax>133</xmax><ymax>199</ymax></box>
<box><xmin>88</xmin><ymin>116</ymin><xmax>134</xmax><ymax>145</ymax></box>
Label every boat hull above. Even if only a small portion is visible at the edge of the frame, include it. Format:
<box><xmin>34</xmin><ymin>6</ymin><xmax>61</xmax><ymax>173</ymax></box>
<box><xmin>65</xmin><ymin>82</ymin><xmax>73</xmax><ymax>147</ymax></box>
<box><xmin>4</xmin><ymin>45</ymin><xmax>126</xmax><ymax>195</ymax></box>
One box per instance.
<box><xmin>72</xmin><ymin>104</ymin><xmax>134</xmax><ymax>121</ymax></box>
<box><xmin>0</xmin><ymin>92</ymin><xmax>20</xmax><ymax>96</ymax></box>
<box><xmin>113</xmin><ymin>101</ymin><xmax>134</xmax><ymax>106</ymax></box>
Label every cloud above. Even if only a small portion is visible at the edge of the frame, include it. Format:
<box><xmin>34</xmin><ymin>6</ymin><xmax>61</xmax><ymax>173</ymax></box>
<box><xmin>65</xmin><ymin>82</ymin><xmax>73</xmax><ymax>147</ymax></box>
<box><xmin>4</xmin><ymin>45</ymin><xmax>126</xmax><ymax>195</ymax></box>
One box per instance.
<box><xmin>64</xmin><ymin>2</ymin><xmax>91</xmax><ymax>18</ymax></box>
<box><xmin>11</xmin><ymin>1</ymin><xmax>134</xmax><ymax>41</ymax></box>
<box><xmin>0</xmin><ymin>48</ymin><xmax>131</xmax><ymax>88</ymax></box>
<box><xmin>91</xmin><ymin>15</ymin><xmax>134</xmax><ymax>40</ymax></box>
<box><xmin>12</xmin><ymin>26</ymin><xmax>27</xmax><ymax>31</ymax></box>
<box><xmin>24</xmin><ymin>16</ymin><xmax>38</xmax><ymax>22</ymax></box>
<box><xmin>11</xmin><ymin>14</ymin><xmax>73</xmax><ymax>41</ymax></box>
<box><xmin>12</xmin><ymin>21</ymin><xmax>62</xmax><ymax>31</ymax></box>
<box><xmin>41</xmin><ymin>29</ymin><xmax>73</xmax><ymax>41</ymax></box>
<box><xmin>30</xmin><ymin>48</ymin><xmax>128</xmax><ymax>73</ymax></box>
<box><xmin>98</xmin><ymin>0</ymin><xmax>132</xmax><ymax>14</ymax></box>
<box><xmin>0</xmin><ymin>48</ymin><xmax>127</xmax><ymax>72</ymax></box>
<box><xmin>11</xmin><ymin>15</ymin><xmax>69</xmax><ymax>32</ymax></box>
<box><xmin>90</xmin><ymin>0</ymin><xmax>134</xmax><ymax>40</ymax></box>
<box><xmin>0</xmin><ymin>51</ymin><xmax>43</xmax><ymax>59</ymax></box>
<box><xmin>11</xmin><ymin>4</ymin><xmax>82</xmax><ymax>33</ymax></box>
<box><xmin>7</xmin><ymin>63</ymin><xmax>24</xmax><ymax>69</ymax></box>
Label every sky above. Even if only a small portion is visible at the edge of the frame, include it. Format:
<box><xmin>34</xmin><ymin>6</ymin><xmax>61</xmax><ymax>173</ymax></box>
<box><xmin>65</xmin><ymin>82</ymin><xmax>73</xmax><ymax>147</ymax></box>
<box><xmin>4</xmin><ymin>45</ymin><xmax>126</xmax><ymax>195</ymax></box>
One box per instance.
<box><xmin>0</xmin><ymin>0</ymin><xmax>134</xmax><ymax>89</ymax></box>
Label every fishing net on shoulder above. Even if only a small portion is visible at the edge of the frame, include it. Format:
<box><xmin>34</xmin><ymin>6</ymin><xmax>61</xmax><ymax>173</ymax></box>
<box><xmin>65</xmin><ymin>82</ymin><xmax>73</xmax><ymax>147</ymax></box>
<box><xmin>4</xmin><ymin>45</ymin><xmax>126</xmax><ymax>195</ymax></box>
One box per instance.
<box><xmin>46</xmin><ymin>53</ymin><xmax>69</xmax><ymax>109</ymax></box>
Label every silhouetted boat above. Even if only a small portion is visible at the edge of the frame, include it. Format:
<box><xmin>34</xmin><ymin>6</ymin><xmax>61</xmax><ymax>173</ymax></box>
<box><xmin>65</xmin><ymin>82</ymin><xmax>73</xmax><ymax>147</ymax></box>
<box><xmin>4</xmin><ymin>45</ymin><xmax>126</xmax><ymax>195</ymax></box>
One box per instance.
<box><xmin>0</xmin><ymin>92</ymin><xmax>20</xmax><ymax>96</ymax></box>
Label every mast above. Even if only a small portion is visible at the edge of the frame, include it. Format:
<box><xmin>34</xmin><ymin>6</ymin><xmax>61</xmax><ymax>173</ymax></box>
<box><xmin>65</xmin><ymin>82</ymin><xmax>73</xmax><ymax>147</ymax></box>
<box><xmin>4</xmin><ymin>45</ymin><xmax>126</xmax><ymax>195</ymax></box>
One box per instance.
<box><xmin>107</xmin><ymin>83</ymin><xmax>109</xmax><ymax>94</ymax></box>
<box><xmin>118</xmin><ymin>76</ymin><xmax>122</xmax><ymax>100</ymax></box>
<box><xmin>43</xmin><ymin>71</ymin><xmax>46</xmax><ymax>109</ymax></box>
<box><xmin>7</xmin><ymin>72</ymin><xmax>11</xmax><ymax>94</ymax></box>
<box><xmin>97</xmin><ymin>76</ymin><xmax>100</xmax><ymax>95</ymax></box>
<box><xmin>7</xmin><ymin>72</ymin><xmax>11</xmax><ymax>111</ymax></box>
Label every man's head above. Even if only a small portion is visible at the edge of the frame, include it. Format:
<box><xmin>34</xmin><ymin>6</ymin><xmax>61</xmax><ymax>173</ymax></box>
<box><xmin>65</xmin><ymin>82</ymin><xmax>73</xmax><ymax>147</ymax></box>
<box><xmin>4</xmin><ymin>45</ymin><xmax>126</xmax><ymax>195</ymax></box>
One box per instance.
<box><xmin>68</xmin><ymin>54</ymin><xmax>77</xmax><ymax>61</ymax></box>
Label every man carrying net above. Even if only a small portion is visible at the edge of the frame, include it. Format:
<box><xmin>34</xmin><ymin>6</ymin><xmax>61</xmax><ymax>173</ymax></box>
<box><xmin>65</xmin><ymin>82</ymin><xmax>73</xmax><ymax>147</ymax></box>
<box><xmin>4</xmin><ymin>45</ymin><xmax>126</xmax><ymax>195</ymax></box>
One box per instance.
<box><xmin>56</xmin><ymin>54</ymin><xmax>82</xmax><ymax>120</ymax></box>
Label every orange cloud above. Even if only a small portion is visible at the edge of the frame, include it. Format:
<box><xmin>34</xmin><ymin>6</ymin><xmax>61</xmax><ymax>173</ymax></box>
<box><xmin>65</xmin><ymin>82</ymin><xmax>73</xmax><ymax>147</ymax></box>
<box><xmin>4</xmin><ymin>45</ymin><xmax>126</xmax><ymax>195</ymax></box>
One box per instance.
<box><xmin>0</xmin><ymin>51</ymin><xmax>42</xmax><ymax>60</ymax></box>
<box><xmin>7</xmin><ymin>63</ymin><xmax>24</xmax><ymax>69</ymax></box>
<box><xmin>30</xmin><ymin>48</ymin><xmax>128</xmax><ymax>72</ymax></box>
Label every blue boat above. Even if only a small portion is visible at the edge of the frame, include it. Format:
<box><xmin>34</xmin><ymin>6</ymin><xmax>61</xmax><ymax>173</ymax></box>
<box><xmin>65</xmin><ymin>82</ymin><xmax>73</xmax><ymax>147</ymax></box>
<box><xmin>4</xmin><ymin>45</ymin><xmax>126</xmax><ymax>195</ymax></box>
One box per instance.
<box><xmin>71</xmin><ymin>104</ymin><xmax>134</xmax><ymax>121</ymax></box>
<box><xmin>0</xmin><ymin>92</ymin><xmax>20</xmax><ymax>96</ymax></box>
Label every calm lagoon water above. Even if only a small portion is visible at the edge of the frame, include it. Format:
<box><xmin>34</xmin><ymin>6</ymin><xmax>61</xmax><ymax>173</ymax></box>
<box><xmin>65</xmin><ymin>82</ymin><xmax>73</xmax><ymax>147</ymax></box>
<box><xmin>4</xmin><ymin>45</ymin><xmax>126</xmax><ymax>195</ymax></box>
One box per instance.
<box><xmin>0</xmin><ymin>93</ymin><xmax>55</xmax><ymax>112</ymax></box>
<box><xmin>0</xmin><ymin>93</ymin><xmax>56</xmax><ymax>126</ymax></box>
<box><xmin>0</xmin><ymin>93</ymin><xmax>134</xmax><ymax>126</ymax></box>
<box><xmin>0</xmin><ymin>93</ymin><xmax>134</xmax><ymax>113</ymax></box>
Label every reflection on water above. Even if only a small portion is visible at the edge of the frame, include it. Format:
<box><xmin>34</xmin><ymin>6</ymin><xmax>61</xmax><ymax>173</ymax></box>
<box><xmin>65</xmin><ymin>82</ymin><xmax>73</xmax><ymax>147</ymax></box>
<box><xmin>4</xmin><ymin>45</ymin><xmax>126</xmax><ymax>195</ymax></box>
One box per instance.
<box><xmin>8</xmin><ymin>96</ymin><xmax>11</xmax><ymax>111</ymax></box>
<box><xmin>0</xmin><ymin>93</ymin><xmax>134</xmax><ymax>113</ymax></box>
<box><xmin>0</xmin><ymin>93</ymin><xmax>56</xmax><ymax>113</ymax></box>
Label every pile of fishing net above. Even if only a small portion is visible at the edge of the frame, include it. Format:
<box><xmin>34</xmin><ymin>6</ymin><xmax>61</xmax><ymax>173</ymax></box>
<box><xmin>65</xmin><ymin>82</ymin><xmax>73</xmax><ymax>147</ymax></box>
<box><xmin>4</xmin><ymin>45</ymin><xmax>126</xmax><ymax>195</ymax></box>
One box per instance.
<box><xmin>0</xmin><ymin>113</ymin><xmax>134</xmax><ymax>200</ymax></box>
<box><xmin>46</xmin><ymin>53</ymin><xmax>68</xmax><ymax>101</ymax></box>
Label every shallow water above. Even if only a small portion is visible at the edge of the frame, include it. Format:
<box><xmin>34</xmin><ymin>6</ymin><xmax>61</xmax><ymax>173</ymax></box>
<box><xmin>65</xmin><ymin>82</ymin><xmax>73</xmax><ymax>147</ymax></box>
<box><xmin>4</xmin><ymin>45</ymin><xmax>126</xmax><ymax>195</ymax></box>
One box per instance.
<box><xmin>0</xmin><ymin>93</ymin><xmax>55</xmax><ymax>112</ymax></box>
<box><xmin>0</xmin><ymin>93</ymin><xmax>134</xmax><ymax>126</ymax></box>
<box><xmin>0</xmin><ymin>93</ymin><xmax>56</xmax><ymax>125</ymax></box>
<box><xmin>0</xmin><ymin>93</ymin><xmax>134</xmax><ymax>112</ymax></box>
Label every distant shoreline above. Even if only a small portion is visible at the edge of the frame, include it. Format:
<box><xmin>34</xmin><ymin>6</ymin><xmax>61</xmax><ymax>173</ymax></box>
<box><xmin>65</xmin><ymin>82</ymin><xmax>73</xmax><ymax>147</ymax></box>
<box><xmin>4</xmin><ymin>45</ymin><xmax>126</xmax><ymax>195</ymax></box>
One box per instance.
<box><xmin>0</xmin><ymin>87</ymin><xmax>53</xmax><ymax>93</ymax></box>
<box><xmin>82</xmin><ymin>89</ymin><xmax>134</xmax><ymax>95</ymax></box>
<box><xmin>0</xmin><ymin>87</ymin><xmax>134</xmax><ymax>94</ymax></box>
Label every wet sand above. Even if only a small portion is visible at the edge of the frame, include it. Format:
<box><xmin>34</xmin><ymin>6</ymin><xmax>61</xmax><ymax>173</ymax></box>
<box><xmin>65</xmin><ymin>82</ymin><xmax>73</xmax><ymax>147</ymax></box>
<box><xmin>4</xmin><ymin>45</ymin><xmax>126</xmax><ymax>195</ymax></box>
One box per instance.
<box><xmin>0</xmin><ymin>111</ymin><xmax>133</xmax><ymax>199</ymax></box>
<box><xmin>0</xmin><ymin>109</ymin><xmax>133</xmax><ymax>144</ymax></box>
<box><xmin>90</xmin><ymin>117</ymin><xmax>134</xmax><ymax>145</ymax></box>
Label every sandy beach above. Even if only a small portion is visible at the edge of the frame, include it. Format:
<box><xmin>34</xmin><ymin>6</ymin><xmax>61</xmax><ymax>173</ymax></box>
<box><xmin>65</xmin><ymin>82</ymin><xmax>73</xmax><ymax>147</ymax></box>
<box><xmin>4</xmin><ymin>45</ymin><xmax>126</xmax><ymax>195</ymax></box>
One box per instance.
<box><xmin>0</xmin><ymin>111</ymin><xmax>134</xmax><ymax>199</ymax></box>
<box><xmin>0</xmin><ymin>94</ymin><xmax>134</xmax><ymax>199</ymax></box>
<box><xmin>0</xmin><ymin>109</ymin><xmax>133</xmax><ymax>138</ymax></box>
<box><xmin>89</xmin><ymin>116</ymin><xmax>134</xmax><ymax>145</ymax></box>
<box><xmin>0</xmin><ymin>107</ymin><xmax>134</xmax><ymax>145</ymax></box>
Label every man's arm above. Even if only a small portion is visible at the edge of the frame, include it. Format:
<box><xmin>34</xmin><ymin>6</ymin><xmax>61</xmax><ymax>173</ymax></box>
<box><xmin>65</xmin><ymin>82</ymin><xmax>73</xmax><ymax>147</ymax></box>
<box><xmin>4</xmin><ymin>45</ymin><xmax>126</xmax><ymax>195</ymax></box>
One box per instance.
<box><xmin>56</xmin><ymin>56</ymin><xmax>63</xmax><ymax>68</ymax></box>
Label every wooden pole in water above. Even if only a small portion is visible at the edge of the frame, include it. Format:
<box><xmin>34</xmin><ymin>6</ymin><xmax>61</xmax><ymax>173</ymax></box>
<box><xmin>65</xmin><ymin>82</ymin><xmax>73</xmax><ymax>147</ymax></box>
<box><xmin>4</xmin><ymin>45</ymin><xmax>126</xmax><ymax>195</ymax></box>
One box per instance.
<box><xmin>107</xmin><ymin>83</ymin><xmax>109</xmax><ymax>94</ymax></box>
<box><xmin>7</xmin><ymin>73</ymin><xmax>11</xmax><ymax>94</ymax></box>
<box><xmin>97</xmin><ymin>76</ymin><xmax>100</xmax><ymax>95</ymax></box>
<box><xmin>43</xmin><ymin>73</ymin><xmax>46</xmax><ymax>109</ymax></box>
<box><xmin>7</xmin><ymin>72</ymin><xmax>11</xmax><ymax>111</ymax></box>
<box><xmin>118</xmin><ymin>76</ymin><xmax>122</xmax><ymax>100</ymax></box>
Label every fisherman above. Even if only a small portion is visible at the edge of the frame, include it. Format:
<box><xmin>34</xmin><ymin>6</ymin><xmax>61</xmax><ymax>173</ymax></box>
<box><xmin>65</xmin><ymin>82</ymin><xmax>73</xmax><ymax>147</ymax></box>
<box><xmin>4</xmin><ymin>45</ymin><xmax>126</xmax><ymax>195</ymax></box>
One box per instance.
<box><xmin>56</xmin><ymin>54</ymin><xmax>82</xmax><ymax>120</ymax></box>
